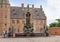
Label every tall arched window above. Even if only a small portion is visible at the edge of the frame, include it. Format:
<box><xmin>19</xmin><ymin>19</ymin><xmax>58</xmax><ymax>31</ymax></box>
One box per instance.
<box><xmin>17</xmin><ymin>28</ymin><xmax>20</xmax><ymax>32</ymax></box>
<box><xmin>12</xmin><ymin>20</ymin><xmax>15</xmax><ymax>24</ymax></box>
<box><xmin>17</xmin><ymin>20</ymin><xmax>19</xmax><ymax>24</ymax></box>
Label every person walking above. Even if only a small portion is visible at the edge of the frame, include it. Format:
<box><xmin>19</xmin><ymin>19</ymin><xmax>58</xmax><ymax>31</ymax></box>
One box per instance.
<box><xmin>3</xmin><ymin>30</ymin><xmax>7</xmax><ymax>38</ymax></box>
<box><xmin>3</xmin><ymin>30</ymin><xmax>5</xmax><ymax>38</ymax></box>
<box><xmin>13</xmin><ymin>30</ymin><xmax>16</xmax><ymax>37</ymax></box>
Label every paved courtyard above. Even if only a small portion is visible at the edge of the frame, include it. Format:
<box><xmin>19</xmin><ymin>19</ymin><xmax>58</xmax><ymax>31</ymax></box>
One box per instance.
<box><xmin>0</xmin><ymin>36</ymin><xmax>60</xmax><ymax>42</ymax></box>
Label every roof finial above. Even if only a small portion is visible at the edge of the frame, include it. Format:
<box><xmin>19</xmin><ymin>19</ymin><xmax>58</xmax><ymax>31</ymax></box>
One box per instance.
<box><xmin>32</xmin><ymin>4</ymin><xmax>34</xmax><ymax>9</ymax></box>
<box><xmin>40</xmin><ymin>5</ymin><xmax>42</xmax><ymax>8</ymax></box>
<box><xmin>27</xmin><ymin>4</ymin><xmax>29</xmax><ymax>11</ymax></box>
<box><xmin>21</xmin><ymin>3</ymin><xmax>24</xmax><ymax>10</ymax></box>
<box><xmin>40</xmin><ymin>5</ymin><xmax>43</xmax><ymax>11</ymax></box>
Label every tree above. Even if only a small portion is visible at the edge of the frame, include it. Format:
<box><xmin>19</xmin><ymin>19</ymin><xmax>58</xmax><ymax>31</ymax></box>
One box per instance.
<box><xmin>56</xmin><ymin>19</ymin><xmax>60</xmax><ymax>27</ymax></box>
<box><xmin>49</xmin><ymin>22</ymin><xmax>57</xmax><ymax>28</ymax></box>
<box><xmin>56</xmin><ymin>19</ymin><xmax>60</xmax><ymax>23</ymax></box>
<box><xmin>57</xmin><ymin>23</ymin><xmax>60</xmax><ymax>27</ymax></box>
<box><xmin>49</xmin><ymin>19</ymin><xmax>60</xmax><ymax>28</ymax></box>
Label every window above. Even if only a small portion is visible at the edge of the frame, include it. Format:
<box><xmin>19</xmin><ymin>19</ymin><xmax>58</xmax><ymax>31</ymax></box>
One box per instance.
<box><xmin>13</xmin><ymin>13</ymin><xmax>17</xmax><ymax>15</ymax></box>
<box><xmin>12</xmin><ymin>9</ymin><xmax>17</xmax><ymax>15</ymax></box>
<box><xmin>12</xmin><ymin>9</ymin><xmax>15</xmax><ymax>11</ymax></box>
<box><xmin>37</xmin><ymin>14</ymin><xmax>39</xmax><ymax>16</ymax></box>
<box><xmin>1</xmin><ymin>5</ymin><xmax>2</xmax><ymax>8</ymax></box>
<box><xmin>5</xmin><ymin>24</ymin><xmax>7</xmax><ymax>26</ymax></box>
<box><xmin>17</xmin><ymin>20</ymin><xmax>19</xmax><ymax>24</ymax></box>
<box><xmin>12</xmin><ymin>20</ymin><xmax>15</xmax><ymax>24</ymax></box>
<box><xmin>35</xmin><ymin>10</ymin><xmax>38</xmax><ymax>12</ymax></box>
<box><xmin>5</xmin><ymin>5</ymin><xmax>7</xmax><ymax>8</ymax></box>
<box><xmin>5</xmin><ymin>15</ymin><xmax>7</xmax><ymax>18</ymax></box>
<box><xmin>40</xmin><ymin>20</ymin><xmax>43</xmax><ymax>25</ymax></box>
<box><xmin>18</xmin><ymin>28</ymin><xmax>20</xmax><ymax>32</ymax></box>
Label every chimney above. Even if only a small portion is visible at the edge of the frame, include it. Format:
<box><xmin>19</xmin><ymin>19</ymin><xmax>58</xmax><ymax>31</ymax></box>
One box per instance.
<box><xmin>40</xmin><ymin>5</ymin><xmax>43</xmax><ymax>11</ymax></box>
<box><xmin>27</xmin><ymin>4</ymin><xmax>29</xmax><ymax>11</ymax></box>
<box><xmin>21</xmin><ymin>3</ymin><xmax>24</xmax><ymax>10</ymax></box>
<box><xmin>32</xmin><ymin>4</ymin><xmax>34</xmax><ymax>9</ymax></box>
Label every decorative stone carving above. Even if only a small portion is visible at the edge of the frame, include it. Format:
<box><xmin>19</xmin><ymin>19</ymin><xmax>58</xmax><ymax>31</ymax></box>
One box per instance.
<box><xmin>23</xmin><ymin>12</ymin><xmax>33</xmax><ymax>36</ymax></box>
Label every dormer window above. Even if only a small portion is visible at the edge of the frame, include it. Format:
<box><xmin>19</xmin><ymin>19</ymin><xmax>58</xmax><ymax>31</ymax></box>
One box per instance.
<box><xmin>37</xmin><ymin>14</ymin><xmax>39</xmax><ymax>16</ymax></box>
<box><xmin>35</xmin><ymin>10</ymin><xmax>38</xmax><ymax>12</ymax></box>
<box><xmin>12</xmin><ymin>9</ymin><xmax>17</xmax><ymax>15</ymax></box>
<box><xmin>12</xmin><ymin>9</ymin><xmax>15</xmax><ymax>11</ymax></box>
<box><xmin>13</xmin><ymin>13</ymin><xmax>17</xmax><ymax>15</ymax></box>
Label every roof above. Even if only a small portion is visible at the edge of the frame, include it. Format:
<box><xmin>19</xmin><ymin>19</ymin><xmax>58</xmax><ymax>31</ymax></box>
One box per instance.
<box><xmin>10</xmin><ymin>7</ymin><xmax>25</xmax><ymax>19</ymax></box>
<box><xmin>32</xmin><ymin>8</ymin><xmax>46</xmax><ymax>19</ymax></box>
<box><xmin>10</xmin><ymin>6</ymin><xmax>46</xmax><ymax>19</ymax></box>
<box><xmin>0</xmin><ymin>0</ymin><xmax>9</xmax><ymax>4</ymax></box>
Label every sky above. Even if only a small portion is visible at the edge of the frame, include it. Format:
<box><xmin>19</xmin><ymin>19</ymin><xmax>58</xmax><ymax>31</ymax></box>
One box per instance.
<box><xmin>9</xmin><ymin>0</ymin><xmax>60</xmax><ymax>25</ymax></box>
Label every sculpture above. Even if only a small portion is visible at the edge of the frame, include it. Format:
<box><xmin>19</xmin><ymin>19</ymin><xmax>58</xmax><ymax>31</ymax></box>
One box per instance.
<box><xmin>23</xmin><ymin>12</ymin><xmax>34</xmax><ymax>36</ymax></box>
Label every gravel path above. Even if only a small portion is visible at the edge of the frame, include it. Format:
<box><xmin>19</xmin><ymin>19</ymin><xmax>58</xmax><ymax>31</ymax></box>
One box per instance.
<box><xmin>0</xmin><ymin>36</ymin><xmax>60</xmax><ymax>42</ymax></box>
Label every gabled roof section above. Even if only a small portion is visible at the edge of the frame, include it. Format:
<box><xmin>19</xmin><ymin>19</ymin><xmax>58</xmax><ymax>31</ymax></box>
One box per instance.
<box><xmin>0</xmin><ymin>0</ymin><xmax>9</xmax><ymax>4</ymax></box>
<box><xmin>32</xmin><ymin>8</ymin><xmax>46</xmax><ymax>19</ymax></box>
<box><xmin>10</xmin><ymin>6</ymin><xmax>46</xmax><ymax>19</ymax></box>
<box><xmin>10</xmin><ymin>7</ymin><xmax>25</xmax><ymax>19</ymax></box>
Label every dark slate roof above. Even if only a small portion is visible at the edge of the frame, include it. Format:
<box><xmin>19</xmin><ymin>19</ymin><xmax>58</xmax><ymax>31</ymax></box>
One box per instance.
<box><xmin>0</xmin><ymin>0</ymin><xmax>9</xmax><ymax>4</ymax></box>
<box><xmin>10</xmin><ymin>6</ymin><xmax>46</xmax><ymax>19</ymax></box>
<box><xmin>10</xmin><ymin>7</ymin><xmax>25</xmax><ymax>19</ymax></box>
<box><xmin>32</xmin><ymin>8</ymin><xmax>46</xmax><ymax>19</ymax></box>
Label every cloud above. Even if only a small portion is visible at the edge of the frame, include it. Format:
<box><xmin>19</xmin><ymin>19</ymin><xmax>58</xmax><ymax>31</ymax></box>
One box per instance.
<box><xmin>44</xmin><ymin>0</ymin><xmax>60</xmax><ymax>20</ymax></box>
<box><xmin>9</xmin><ymin>0</ymin><xmax>60</xmax><ymax>20</ymax></box>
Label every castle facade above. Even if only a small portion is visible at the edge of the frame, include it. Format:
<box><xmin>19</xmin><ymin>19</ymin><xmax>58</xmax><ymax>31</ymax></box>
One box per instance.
<box><xmin>0</xmin><ymin>0</ymin><xmax>46</xmax><ymax>35</ymax></box>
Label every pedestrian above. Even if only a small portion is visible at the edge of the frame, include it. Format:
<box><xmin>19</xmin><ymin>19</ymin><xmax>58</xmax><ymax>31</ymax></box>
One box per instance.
<box><xmin>3</xmin><ymin>30</ymin><xmax>5</xmax><ymax>38</ymax></box>
<box><xmin>5</xmin><ymin>30</ymin><xmax>7</xmax><ymax>37</ymax></box>
<box><xmin>13</xmin><ymin>31</ymin><xmax>16</xmax><ymax>37</ymax></box>
<box><xmin>3</xmin><ymin>30</ymin><xmax>7</xmax><ymax>38</ymax></box>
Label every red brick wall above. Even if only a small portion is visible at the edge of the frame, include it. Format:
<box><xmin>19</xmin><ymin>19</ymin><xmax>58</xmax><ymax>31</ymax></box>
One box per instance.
<box><xmin>48</xmin><ymin>27</ymin><xmax>60</xmax><ymax>35</ymax></box>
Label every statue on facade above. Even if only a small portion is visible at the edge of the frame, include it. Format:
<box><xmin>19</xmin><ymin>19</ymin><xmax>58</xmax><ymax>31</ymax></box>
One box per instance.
<box><xmin>23</xmin><ymin>12</ymin><xmax>34</xmax><ymax>36</ymax></box>
<box><xmin>23</xmin><ymin>4</ymin><xmax>34</xmax><ymax>36</ymax></box>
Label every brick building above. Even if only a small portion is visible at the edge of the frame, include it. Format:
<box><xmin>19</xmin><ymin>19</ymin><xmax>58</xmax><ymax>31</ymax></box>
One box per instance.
<box><xmin>0</xmin><ymin>0</ymin><xmax>46</xmax><ymax>35</ymax></box>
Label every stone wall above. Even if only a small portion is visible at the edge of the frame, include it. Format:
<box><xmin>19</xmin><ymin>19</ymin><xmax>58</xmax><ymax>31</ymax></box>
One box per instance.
<box><xmin>33</xmin><ymin>19</ymin><xmax>46</xmax><ymax>33</ymax></box>
<box><xmin>10</xmin><ymin>18</ymin><xmax>46</xmax><ymax>33</ymax></box>
<box><xmin>0</xmin><ymin>4</ymin><xmax>10</xmax><ymax>35</ymax></box>
<box><xmin>10</xmin><ymin>19</ymin><xmax>25</xmax><ymax>33</ymax></box>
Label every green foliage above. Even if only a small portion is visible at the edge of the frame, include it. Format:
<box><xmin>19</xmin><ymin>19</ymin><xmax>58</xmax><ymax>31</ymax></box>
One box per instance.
<box><xmin>56</xmin><ymin>19</ymin><xmax>60</xmax><ymax>23</ymax></box>
<box><xmin>57</xmin><ymin>23</ymin><xmax>60</xmax><ymax>27</ymax></box>
<box><xmin>49</xmin><ymin>22</ymin><xmax>57</xmax><ymax>27</ymax></box>
<box><xmin>49</xmin><ymin>19</ymin><xmax>60</xmax><ymax>28</ymax></box>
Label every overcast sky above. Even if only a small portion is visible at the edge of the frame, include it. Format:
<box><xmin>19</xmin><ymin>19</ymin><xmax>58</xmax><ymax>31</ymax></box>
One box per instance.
<box><xmin>9</xmin><ymin>0</ymin><xmax>60</xmax><ymax>25</ymax></box>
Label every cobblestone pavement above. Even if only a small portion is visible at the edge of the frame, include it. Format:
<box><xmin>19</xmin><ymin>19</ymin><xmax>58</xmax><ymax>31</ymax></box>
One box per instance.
<box><xmin>0</xmin><ymin>36</ymin><xmax>60</xmax><ymax>42</ymax></box>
